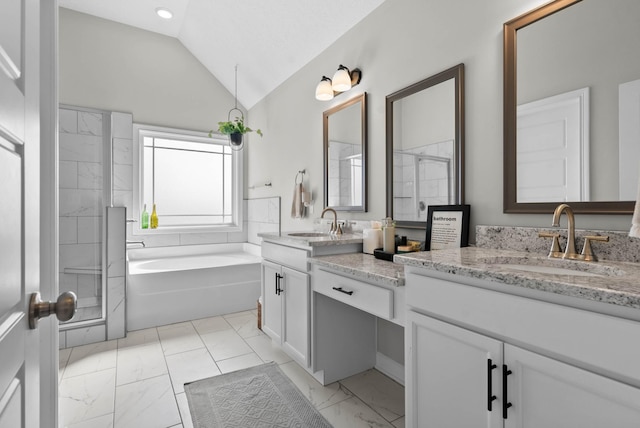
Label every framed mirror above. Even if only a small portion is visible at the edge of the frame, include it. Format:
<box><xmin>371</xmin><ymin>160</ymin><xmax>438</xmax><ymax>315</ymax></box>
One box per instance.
<box><xmin>385</xmin><ymin>64</ymin><xmax>465</xmax><ymax>228</ymax></box>
<box><xmin>504</xmin><ymin>0</ymin><xmax>639</xmax><ymax>214</ymax></box>
<box><xmin>323</xmin><ymin>92</ymin><xmax>368</xmax><ymax>211</ymax></box>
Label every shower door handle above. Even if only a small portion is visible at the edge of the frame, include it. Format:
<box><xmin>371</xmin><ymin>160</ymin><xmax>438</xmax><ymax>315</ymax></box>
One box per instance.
<box><xmin>28</xmin><ymin>291</ymin><xmax>77</xmax><ymax>329</ymax></box>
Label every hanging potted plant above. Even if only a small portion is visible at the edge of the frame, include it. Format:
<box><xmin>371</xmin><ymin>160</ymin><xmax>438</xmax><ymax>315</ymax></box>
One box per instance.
<box><xmin>213</xmin><ymin>116</ymin><xmax>263</xmax><ymax>150</ymax></box>
<box><xmin>211</xmin><ymin>66</ymin><xmax>263</xmax><ymax>150</ymax></box>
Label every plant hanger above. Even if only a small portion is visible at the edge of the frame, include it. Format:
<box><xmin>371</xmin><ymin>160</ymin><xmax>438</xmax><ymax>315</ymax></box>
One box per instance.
<box><xmin>227</xmin><ymin>65</ymin><xmax>244</xmax><ymax>151</ymax></box>
<box><xmin>214</xmin><ymin>65</ymin><xmax>262</xmax><ymax>150</ymax></box>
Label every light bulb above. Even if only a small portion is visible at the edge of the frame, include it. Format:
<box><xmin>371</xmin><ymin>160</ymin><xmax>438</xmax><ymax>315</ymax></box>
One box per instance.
<box><xmin>156</xmin><ymin>8</ymin><xmax>173</xmax><ymax>19</ymax></box>
<box><xmin>315</xmin><ymin>77</ymin><xmax>334</xmax><ymax>101</ymax></box>
<box><xmin>332</xmin><ymin>65</ymin><xmax>351</xmax><ymax>92</ymax></box>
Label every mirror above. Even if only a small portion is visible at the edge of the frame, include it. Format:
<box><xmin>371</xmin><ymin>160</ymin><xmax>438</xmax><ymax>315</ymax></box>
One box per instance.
<box><xmin>386</xmin><ymin>64</ymin><xmax>465</xmax><ymax>228</ymax></box>
<box><xmin>323</xmin><ymin>93</ymin><xmax>367</xmax><ymax>211</ymax></box>
<box><xmin>504</xmin><ymin>0</ymin><xmax>639</xmax><ymax>214</ymax></box>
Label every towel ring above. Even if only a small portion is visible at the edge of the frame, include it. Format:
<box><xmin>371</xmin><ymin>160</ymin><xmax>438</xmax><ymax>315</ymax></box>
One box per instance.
<box><xmin>295</xmin><ymin>169</ymin><xmax>305</xmax><ymax>185</ymax></box>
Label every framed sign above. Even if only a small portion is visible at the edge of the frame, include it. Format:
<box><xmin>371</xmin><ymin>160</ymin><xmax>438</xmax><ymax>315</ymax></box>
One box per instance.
<box><xmin>425</xmin><ymin>205</ymin><xmax>470</xmax><ymax>251</ymax></box>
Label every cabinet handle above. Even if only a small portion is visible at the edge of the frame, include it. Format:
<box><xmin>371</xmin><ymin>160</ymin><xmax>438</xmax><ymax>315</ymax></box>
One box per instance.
<box><xmin>275</xmin><ymin>273</ymin><xmax>283</xmax><ymax>295</ymax></box>
<box><xmin>502</xmin><ymin>364</ymin><xmax>513</xmax><ymax>419</ymax></box>
<box><xmin>332</xmin><ymin>286</ymin><xmax>354</xmax><ymax>296</ymax></box>
<box><xmin>487</xmin><ymin>359</ymin><xmax>497</xmax><ymax>411</ymax></box>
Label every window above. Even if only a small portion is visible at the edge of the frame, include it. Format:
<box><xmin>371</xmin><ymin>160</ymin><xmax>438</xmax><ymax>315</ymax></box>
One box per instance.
<box><xmin>133</xmin><ymin>124</ymin><xmax>243</xmax><ymax>232</ymax></box>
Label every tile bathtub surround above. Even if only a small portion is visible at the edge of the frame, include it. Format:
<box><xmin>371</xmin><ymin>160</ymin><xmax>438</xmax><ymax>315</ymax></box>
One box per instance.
<box><xmin>476</xmin><ymin>225</ymin><xmax>640</xmax><ymax>263</ymax></box>
<box><xmin>247</xmin><ymin>197</ymin><xmax>281</xmax><ymax>245</ymax></box>
<box><xmin>59</xmin><ymin>310</ymin><xmax>405</xmax><ymax>428</ymax></box>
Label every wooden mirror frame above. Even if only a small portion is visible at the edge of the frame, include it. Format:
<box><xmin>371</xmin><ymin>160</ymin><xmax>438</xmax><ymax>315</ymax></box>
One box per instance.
<box><xmin>323</xmin><ymin>92</ymin><xmax>368</xmax><ymax>212</ymax></box>
<box><xmin>503</xmin><ymin>0</ymin><xmax>634</xmax><ymax>214</ymax></box>
<box><xmin>385</xmin><ymin>64</ymin><xmax>465</xmax><ymax>229</ymax></box>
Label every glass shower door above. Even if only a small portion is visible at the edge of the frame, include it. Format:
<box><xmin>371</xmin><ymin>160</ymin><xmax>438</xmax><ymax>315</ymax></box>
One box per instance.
<box><xmin>58</xmin><ymin>106</ymin><xmax>106</xmax><ymax>323</ymax></box>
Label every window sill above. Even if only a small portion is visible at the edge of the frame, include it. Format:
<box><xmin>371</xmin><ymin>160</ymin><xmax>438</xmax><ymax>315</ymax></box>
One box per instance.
<box><xmin>133</xmin><ymin>224</ymin><xmax>243</xmax><ymax>235</ymax></box>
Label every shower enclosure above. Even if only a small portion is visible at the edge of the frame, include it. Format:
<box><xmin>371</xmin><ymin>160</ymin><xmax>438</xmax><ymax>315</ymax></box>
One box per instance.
<box><xmin>58</xmin><ymin>105</ymin><xmax>129</xmax><ymax>347</ymax></box>
<box><xmin>58</xmin><ymin>106</ymin><xmax>110</xmax><ymax>323</ymax></box>
<box><xmin>393</xmin><ymin>140</ymin><xmax>455</xmax><ymax>222</ymax></box>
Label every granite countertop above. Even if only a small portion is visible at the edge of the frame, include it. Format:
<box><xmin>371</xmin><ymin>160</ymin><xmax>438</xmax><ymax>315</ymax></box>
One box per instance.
<box><xmin>394</xmin><ymin>247</ymin><xmax>640</xmax><ymax>310</ymax></box>
<box><xmin>309</xmin><ymin>253</ymin><xmax>405</xmax><ymax>287</ymax></box>
<box><xmin>259</xmin><ymin>232</ymin><xmax>363</xmax><ymax>247</ymax></box>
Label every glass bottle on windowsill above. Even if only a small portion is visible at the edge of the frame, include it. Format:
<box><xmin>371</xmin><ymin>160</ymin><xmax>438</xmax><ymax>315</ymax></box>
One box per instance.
<box><xmin>150</xmin><ymin>204</ymin><xmax>158</xmax><ymax>229</ymax></box>
<box><xmin>141</xmin><ymin>204</ymin><xmax>149</xmax><ymax>229</ymax></box>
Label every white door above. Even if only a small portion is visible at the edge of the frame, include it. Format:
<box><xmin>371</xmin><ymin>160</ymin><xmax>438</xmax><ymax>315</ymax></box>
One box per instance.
<box><xmin>618</xmin><ymin>78</ymin><xmax>640</xmax><ymax>200</ymax></box>
<box><xmin>517</xmin><ymin>88</ymin><xmax>589</xmax><ymax>202</ymax></box>
<box><xmin>0</xmin><ymin>0</ymin><xmax>44</xmax><ymax>427</ymax></box>
<box><xmin>282</xmin><ymin>267</ymin><xmax>310</xmax><ymax>367</ymax></box>
<box><xmin>261</xmin><ymin>261</ymin><xmax>283</xmax><ymax>343</ymax></box>
<box><xmin>504</xmin><ymin>344</ymin><xmax>640</xmax><ymax>427</ymax></box>
<box><xmin>405</xmin><ymin>311</ymin><xmax>503</xmax><ymax>428</ymax></box>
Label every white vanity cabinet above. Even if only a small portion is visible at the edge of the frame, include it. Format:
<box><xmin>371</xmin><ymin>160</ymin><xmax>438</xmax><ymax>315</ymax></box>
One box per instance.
<box><xmin>405</xmin><ymin>267</ymin><xmax>640</xmax><ymax>428</ymax></box>
<box><xmin>311</xmin><ymin>262</ymin><xmax>405</xmax><ymax>385</ymax></box>
<box><xmin>261</xmin><ymin>242</ymin><xmax>311</xmax><ymax>367</ymax></box>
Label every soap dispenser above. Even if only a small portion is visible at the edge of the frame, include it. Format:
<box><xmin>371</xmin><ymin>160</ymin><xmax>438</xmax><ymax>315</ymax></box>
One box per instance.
<box><xmin>382</xmin><ymin>217</ymin><xmax>395</xmax><ymax>253</ymax></box>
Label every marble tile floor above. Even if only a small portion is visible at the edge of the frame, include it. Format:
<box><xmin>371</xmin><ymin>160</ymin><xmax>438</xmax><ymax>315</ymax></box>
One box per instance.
<box><xmin>59</xmin><ymin>310</ymin><xmax>406</xmax><ymax>428</ymax></box>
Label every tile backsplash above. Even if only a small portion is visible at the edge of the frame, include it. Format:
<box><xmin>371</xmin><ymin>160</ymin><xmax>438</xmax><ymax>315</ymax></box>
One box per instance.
<box><xmin>476</xmin><ymin>225</ymin><xmax>640</xmax><ymax>263</ymax></box>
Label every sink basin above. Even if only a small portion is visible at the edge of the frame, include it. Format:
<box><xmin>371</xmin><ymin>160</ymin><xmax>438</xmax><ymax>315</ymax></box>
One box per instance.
<box><xmin>492</xmin><ymin>263</ymin><xmax>604</xmax><ymax>277</ymax></box>
<box><xmin>287</xmin><ymin>232</ymin><xmax>329</xmax><ymax>238</ymax></box>
<box><xmin>479</xmin><ymin>256</ymin><xmax>625</xmax><ymax>278</ymax></box>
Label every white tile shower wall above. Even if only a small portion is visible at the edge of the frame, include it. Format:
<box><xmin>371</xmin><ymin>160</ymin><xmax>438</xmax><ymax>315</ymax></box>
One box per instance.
<box><xmin>59</xmin><ymin>108</ymin><xmax>104</xmax><ymax>324</ymax></box>
<box><xmin>328</xmin><ymin>141</ymin><xmax>360</xmax><ymax>207</ymax></box>
<box><xmin>393</xmin><ymin>142</ymin><xmax>453</xmax><ymax>221</ymax></box>
<box><xmin>106</xmin><ymin>207</ymin><xmax>126</xmax><ymax>341</ymax></box>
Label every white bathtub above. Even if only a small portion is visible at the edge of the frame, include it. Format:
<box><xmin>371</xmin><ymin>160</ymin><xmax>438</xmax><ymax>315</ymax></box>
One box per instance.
<box><xmin>127</xmin><ymin>243</ymin><xmax>262</xmax><ymax>330</ymax></box>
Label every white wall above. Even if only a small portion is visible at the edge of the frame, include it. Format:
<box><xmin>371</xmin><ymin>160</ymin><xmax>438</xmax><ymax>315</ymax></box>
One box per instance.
<box><xmin>247</xmin><ymin>0</ymin><xmax>633</xmax><ymax>235</ymax></box>
<box><xmin>59</xmin><ymin>8</ymin><xmax>239</xmax><ymax>133</ymax></box>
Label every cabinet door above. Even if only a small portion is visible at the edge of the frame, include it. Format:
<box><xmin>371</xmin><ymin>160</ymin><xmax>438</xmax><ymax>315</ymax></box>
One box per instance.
<box><xmin>406</xmin><ymin>311</ymin><xmax>503</xmax><ymax>428</ymax></box>
<box><xmin>282</xmin><ymin>267</ymin><xmax>310</xmax><ymax>367</ymax></box>
<box><xmin>261</xmin><ymin>261</ymin><xmax>282</xmax><ymax>343</ymax></box>
<box><xmin>504</xmin><ymin>344</ymin><xmax>640</xmax><ymax>428</ymax></box>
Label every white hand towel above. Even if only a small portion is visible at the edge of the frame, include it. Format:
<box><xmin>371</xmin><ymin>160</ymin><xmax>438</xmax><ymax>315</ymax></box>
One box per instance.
<box><xmin>291</xmin><ymin>183</ymin><xmax>304</xmax><ymax>218</ymax></box>
<box><xmin>630</xmin><ymin>173</ymin><xmax>640</xmax><ymax>237</ymax></box>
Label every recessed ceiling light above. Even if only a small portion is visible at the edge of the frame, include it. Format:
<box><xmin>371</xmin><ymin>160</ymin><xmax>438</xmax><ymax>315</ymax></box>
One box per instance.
<box><xmin>156</xmin><ymin>8</ymin><xmax>173</xmax><ymax>19</ymax></box>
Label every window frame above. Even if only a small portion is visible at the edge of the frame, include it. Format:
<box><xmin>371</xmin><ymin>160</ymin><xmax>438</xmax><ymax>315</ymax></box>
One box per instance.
<box><xmin>132</xmin><ymin>123</ymin><xmax>243</xmax><ymax>234</ymax></box>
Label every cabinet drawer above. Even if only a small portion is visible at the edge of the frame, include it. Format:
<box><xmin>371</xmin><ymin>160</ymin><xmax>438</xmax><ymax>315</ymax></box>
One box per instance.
<box><xmin>262</xmin><ymin>241</ymin><xmax>309</xmax><ymax>271</ymax></box>
<box><xmin>313</xmin><ymin>268</ymin><xmax>393</xmax><ymax>320</ymax></box>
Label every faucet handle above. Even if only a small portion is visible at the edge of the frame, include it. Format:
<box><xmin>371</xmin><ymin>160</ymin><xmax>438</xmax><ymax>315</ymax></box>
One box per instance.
<box><xmin>538</xmin><ymin>232</ymin><xmax>563</xmax><ymax>258</ymax></box>
<box><xmin>580</xmin><ymin>235</ymin><xmax>609</xmax><ymax>262</ymax></box>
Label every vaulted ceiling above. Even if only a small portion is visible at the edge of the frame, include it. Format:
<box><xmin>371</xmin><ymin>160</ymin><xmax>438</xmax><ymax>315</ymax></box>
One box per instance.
<box><xmin>58</xmin><ymin>0</ymin><xmax>386</xmax><ymax>109</ymax></box>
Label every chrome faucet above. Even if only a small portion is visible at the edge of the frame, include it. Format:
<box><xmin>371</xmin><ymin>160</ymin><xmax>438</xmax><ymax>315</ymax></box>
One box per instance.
<box><xmin>320</xmin><ymin>207</ymin><xmax>342</xmax><ymax>235</ymax></box>
<box><xmin>551</xmin><ymin>203</ymin><xmax>579</xmax><ymax>259</ymax></box>
<box><xmin>126</xmin><ymin>240</ymin><xmax>146</xmax><ymax>248</ymax></box>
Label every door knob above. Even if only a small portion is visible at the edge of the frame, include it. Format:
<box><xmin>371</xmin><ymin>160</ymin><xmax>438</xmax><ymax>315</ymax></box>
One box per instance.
<box><xmin>28</xmin><ymin>291</ymin><xmax>77</xmax><ymax>329</ymax></box>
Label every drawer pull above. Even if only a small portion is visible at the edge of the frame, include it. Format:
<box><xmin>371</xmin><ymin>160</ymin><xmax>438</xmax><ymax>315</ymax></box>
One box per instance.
<box><xmin>332</xmin><ymin>286</ymin><xmax>354</xmax><ymax>296</ymax></box>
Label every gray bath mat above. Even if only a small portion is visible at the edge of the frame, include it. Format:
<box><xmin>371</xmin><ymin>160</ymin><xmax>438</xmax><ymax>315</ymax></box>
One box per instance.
<box><xmin>184</xmin><ymin>362</ymin><xmax>333</xmax><ymax>428</ymax></box>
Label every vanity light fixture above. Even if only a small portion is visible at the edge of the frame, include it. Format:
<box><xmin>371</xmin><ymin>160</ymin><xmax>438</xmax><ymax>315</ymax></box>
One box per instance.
<box><xmin>314</xmin><ymin>65</ymin><xmax>362</xmax><ymax>101</ymax></box>
<box><xmin>332</xmin><ymin>65</ymin><xmax>353</xmax><ymax>92</ymax></box>
<box><xmin>156</xmin><ymin>7</ymin><xmax>173</xmax><ymax>19</ymax></box>
<box><xmin>315</xmin><ymin>76</ymin><xmax>334</xmax><ymax>101</ymax></box>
